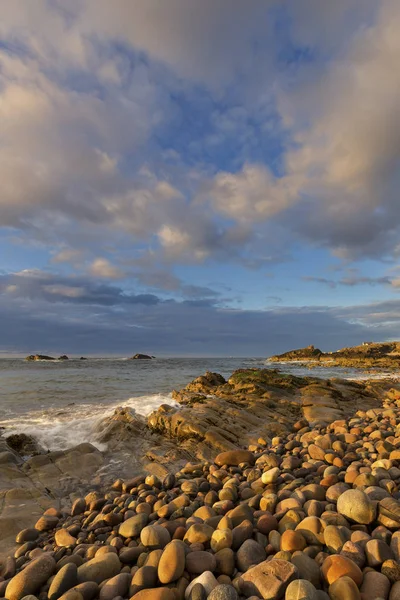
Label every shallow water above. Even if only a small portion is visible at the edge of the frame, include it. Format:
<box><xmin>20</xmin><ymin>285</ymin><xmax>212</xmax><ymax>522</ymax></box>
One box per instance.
<box><xmin>0</xmin><ymin>356</ymin><xmax>397</xmax><ymax>451</ymax></box>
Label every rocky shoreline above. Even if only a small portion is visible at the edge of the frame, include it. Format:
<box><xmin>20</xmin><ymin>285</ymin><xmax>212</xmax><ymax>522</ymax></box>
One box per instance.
<box><xmin>2</xmin><ymin>368</ymin><xmax>400</xmax><ymax>598</ymax></box>
<box><xmin>269</xmin><ymin>342</ymin><xmax>400</xmax><ymax>370</ymax></box>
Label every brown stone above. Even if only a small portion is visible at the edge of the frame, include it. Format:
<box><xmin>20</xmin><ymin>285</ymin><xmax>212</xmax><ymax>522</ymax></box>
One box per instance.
<box><xmin>240</xmin><ymin>559</ymin><xmax>298</xmax><ymax>599</ymax></box>
<box><xmin>321</xmin><ymin>555</ymin><xmax>363</xmax><ymax>586</ymax></box>
<box><xmin>214</xmin><ymin>451</ymin><xmax>255</xmax><ymax>467</ymax></box>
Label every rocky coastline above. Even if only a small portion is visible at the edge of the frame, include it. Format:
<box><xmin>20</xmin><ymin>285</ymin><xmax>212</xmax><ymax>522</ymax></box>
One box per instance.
<box><xmin>269</xmin><ymin>342</ymin><xmax>400</xmax><ymax>370</ymax></box>
<box><xmin>2</xmin><ymin>368</ymin><xmax>400</xmax><ymax>598</ymax></box>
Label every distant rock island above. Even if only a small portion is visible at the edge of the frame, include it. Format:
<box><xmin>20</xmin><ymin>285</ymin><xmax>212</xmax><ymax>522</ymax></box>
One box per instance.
<box><xmin>129</xmin><ymin>353</ymin><xmax>154</xmax><ymax>359</ymax></box>
<box><xmin>25</xmin><ymin>354</ymin><xmax>69</xmax><ymax>361</ymax></box>
<box><xmin>269</xmin><ymin>342</ymin><xmax>400</xmax><ymax>368</ymax></box>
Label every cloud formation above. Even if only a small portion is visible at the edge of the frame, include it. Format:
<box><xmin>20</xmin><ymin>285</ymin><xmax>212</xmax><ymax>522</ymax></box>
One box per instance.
<box><xmin>1</xmin><ymin>1</ymin><xmax>400</xmax><ymax>354</ymax></box>
<box><xmin>0</xmin><ymin>269</ymin><xmax>391</xmax><ymax>356</ymax></box>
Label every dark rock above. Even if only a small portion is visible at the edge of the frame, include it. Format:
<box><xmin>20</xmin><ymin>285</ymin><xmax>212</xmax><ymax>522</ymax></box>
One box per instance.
<box><xmin>236</xmin><ymin>539</ymin><xmax>266</xmax><ymax>572</ymax></box>
<box><xmin>25</xmin><ymin>355</ymin><xmax>55</xmax><ymax>361</ymax></box>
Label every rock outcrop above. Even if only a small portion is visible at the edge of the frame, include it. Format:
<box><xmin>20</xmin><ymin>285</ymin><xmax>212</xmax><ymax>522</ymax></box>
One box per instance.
<box><xmin>270</xmin><ymin>341</ymin><xmax>400</xmax><ymax>369</ymax></box>
<box><xmin>148</xmin><ymin>369</ymin><xmax>395</xmax><ymax>459</ymax></box>
<box><xmin>25</xmin><ymin>355</ymin><xmax>55</xmax><ymax>361</ymax></box>
<box><xmin>130</xmin><ymin>354</ymin><xmax>153</xmax><ymax>360</ymax></box>
<box><xmin>3</xmin><ymin>387</ymin><xmax>400</xmax><ymax>598</ymax></box>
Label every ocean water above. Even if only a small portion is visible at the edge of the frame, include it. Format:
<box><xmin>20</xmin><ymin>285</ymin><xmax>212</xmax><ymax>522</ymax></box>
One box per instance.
<box><xmin>0</xmin><ymin>357</ymin><xmax>397</xmax><ymax>452</ymax></box>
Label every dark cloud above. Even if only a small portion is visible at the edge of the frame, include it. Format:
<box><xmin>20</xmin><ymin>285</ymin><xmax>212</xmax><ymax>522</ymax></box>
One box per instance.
<box><xmin>0</xmin><ymin>271</ymin><xmax>162</xmax><ymax>307</ymax></box>
<box><xmin>302</xmin><ymin>275</ymin><xmax>393</xmax><ymax>288</ymax></box>
<box><xmin>0</xmin><ymin>269</ymin><xmax>395</xmax><ymax>356</ymax></box>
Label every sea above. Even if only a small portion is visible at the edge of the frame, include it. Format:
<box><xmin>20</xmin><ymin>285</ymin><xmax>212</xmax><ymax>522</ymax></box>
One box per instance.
<box><xmin>1</xmin><ymin>356</ymin><xmax>398</xmax><ymax>453</ymax></box>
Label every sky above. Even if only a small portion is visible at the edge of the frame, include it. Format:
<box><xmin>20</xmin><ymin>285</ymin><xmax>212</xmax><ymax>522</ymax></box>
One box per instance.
<box><xmin>1</xmin><ymin>0</ymin><xmax>400</xmax><ymax>356</ymax></box>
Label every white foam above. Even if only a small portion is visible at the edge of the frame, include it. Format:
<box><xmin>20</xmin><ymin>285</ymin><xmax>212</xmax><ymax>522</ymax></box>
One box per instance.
<box><xmin>0</xmin><ymin>393</ymin><xmax>178</xmax><ymax>452</ymax></box>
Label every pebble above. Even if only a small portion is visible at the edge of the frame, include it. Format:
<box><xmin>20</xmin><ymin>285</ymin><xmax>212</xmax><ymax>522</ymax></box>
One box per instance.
<box><xmin>336</xmin><ymin>489</ymin><xmax>376</xmax><ymax>524</ymax></box>
<box><xmin>207</xmin><ymin>584</ymin><xmax>239</xmax><ymax>600</ymax></box>
<box><xmin>76</xmin><ymin>553</ymin><xmax>121</xmax><ymax>584</ymax></box>
<box><xmin>360</xmin><ymin>571</ymin><xmax>391</xmax><ymax>600</ymax></box>
<box><xmin>158</xmin><ymin>540</ymin><xmax>186</xmax><ymax>584</ymax></box>
<box><xmin>328</xmin><ymin>575</ymin><xmax>361</xmax><ymax>600</ymax></box>
<box><xmin>236</xmin><ymin>539</ymin><xmax>266</xmax><ymax>572</ymax></box>
<box><xmin>118</xmin><ymin>513</ymin><xmax>148</xmax><ymax>538</ymax></box>
<box><xmin>7</xmin><ymin>372</ymin><xmax>400</xmax><ymax>600</ymax></box>
<box><xmin>48</xmin><ymin>563</ymin><xmax>78</xmax><ymax>600</ymax></box>
<box><xmin>285</xmin><ymin>579</ymin><xmax>318</xmax><ymax>600</ymax></box>
<box><xmin>185</xmin><ymin>571</ymin><xmax>219</xmax><ymax>598</ymax></box>
<box><xmin>5</xmin><ymin>554</ymin><xmax>56</xmax><ymax>600</ymax></box>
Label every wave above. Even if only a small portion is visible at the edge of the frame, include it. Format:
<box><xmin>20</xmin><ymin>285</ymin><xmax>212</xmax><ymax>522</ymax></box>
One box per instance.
<box><xmin>0</xmin><ymin>393</ymin><xmax>178</xmax><ymax>453</ymax></box>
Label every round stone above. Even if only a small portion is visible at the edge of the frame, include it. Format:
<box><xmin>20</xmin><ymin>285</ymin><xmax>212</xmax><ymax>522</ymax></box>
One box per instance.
<box><xmin>365</xmin><ymin>539</ymin><xmax>394</xmax><ymax>567</ymax></box>
<box><xmin>48</xmin><ymin>563</ymin><xmax>78</xmax><ymax>600</ymax></box>
<box><xmin>211</xmin><ymin>529</ymin><xmax>233</xmax><ymax>552</ymax></box>
<box><xmin>336</xmin><ymin>489</ymin><xmax>376</xmax><ymax>524</ymax></box>
<box><xmin>158</xmin><ymin>540</ymin><xmax>186</xmax><ymax>584</ymax></box>
<box><xmin>15</xmin><ymin>529</ymin><xmax>39</xmax><ymax>544</ymax></box>
<box><xmin>214</xmin><ymin>451</ymin><xmax>255</xmax><ymax>467</ymax></box>
<box><xmin>328</xmin><ymin>576</ymin><xmax>361</xmax><ymax>600</ymax></box>
<box><xmin>119</xmin><ymin>513</ymin><xmax>148</xmax><ymax>538</ymax></box>
<box><xmin>207</xmin><ymin>584</ymin><xmax>239</xmax><ymax>600</ymax></box>
<box><xmin>360</xmin><ymin>571</ymin><xmax>390</xmax><ymax>600</ymax></box>
<box><xmin>321</xmin><ymin>555</ymin><xmax>363</xmax><ymax>586</ymax></box>
<box><xmin>99</xmin><ymin>573</ymin><xmax>130</xmax><ymax>600</ymax></box>
<box><xmin>184</xmin><ymin>523</ymin><xmax>214</xmax><ymax>545</ymax></box>
<box><xmin>6</xmin><ymin>554</ymin><xmax>56</xmax><ymax>600</ymax></box>
<box><xmin>77</xmin><ymin>553</ymin><xmax>121</xmax><ymax>584</ymax></box>
<box><xmin>236</xmin><ymin>539</ymin><xmax>266</xmax><ymax>572</ymax></box>
<box><xmin>186</xmin><ymin>551</ymin><xmax>217</xmax><ymax>574</ymax></box>
<box><xmin>130</xmin><ymin>589</ymin><xmax>175</xmax><ymax>600</ymax></box>
<box><xmin>185</xmin><ymin>571</ymin><xmax>219</xmax><ymax>599</ymax></box>
<box><xmin>140</xmin><ymin>525</ymin><xmax>171</xmax><ymax>549</ymax></box>
<box><xmin>55</xmin><ymin>529</ymin><xmax>77</xmax><ymax>548</ymax></box>
<box><xmin>35</xmin><ymin>515</ymin><xmax>59</xmax><ymax>532</ymax></box>
<box><xmin>280</xmin><ymin>530</ymin><xmax>306</xmax><ymax>552</ymax></box>
<box><xmin>285</xmin><ymin>579</ymin><xmax>318</xmax><ymax>600</ymax></box>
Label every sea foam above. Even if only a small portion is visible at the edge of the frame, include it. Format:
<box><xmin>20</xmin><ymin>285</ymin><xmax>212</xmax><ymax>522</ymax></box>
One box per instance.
<box><xmin>0</xmin><ymin>393</ymin><xmax>178</xmax><ymax>452</ymax></box>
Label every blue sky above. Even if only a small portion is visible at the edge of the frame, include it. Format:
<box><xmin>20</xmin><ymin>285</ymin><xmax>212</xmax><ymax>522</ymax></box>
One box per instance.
<box><xmin>1</xmin><ymin>0</ymin><xmax>400</xmax><ymax>356</ymax></box>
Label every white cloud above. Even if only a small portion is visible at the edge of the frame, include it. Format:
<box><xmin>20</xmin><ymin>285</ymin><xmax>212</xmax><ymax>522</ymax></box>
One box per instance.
<box><xmin>89</xmin><ymin>258</ymin><xmax>124</xmax><ymax>280</ymax></box>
